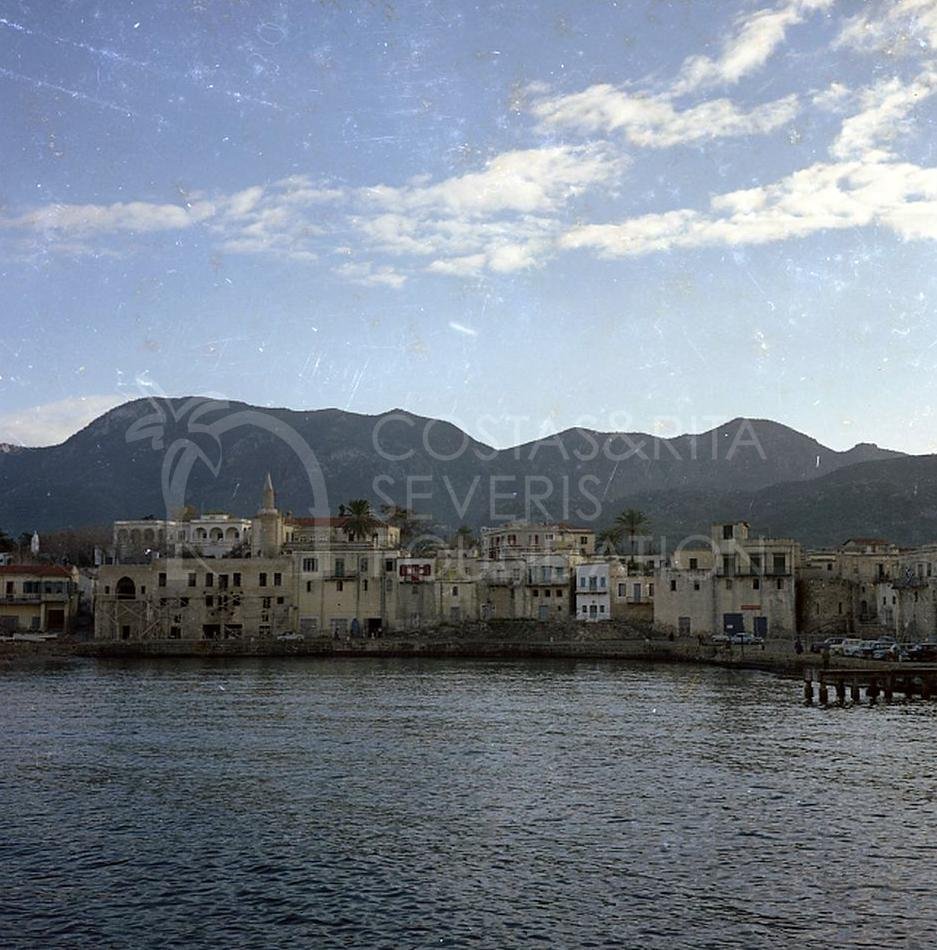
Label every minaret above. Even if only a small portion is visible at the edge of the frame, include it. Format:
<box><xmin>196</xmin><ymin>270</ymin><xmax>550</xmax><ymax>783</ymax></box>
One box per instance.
<box><xmin>260</xmin><ymin>472</ymin><xmax>276</xmax><ymax>513</ymax></box>
<box><xmin>253</xmin><ymin>472</ymin><xmax>282</xmax><ymax>558</ymax></box>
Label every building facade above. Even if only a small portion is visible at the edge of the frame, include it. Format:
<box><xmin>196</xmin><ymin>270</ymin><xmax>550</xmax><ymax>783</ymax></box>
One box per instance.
<box><xmin>0</xmin><ymin>564</ymin><xmax>80</xmax><ymax>636</ymax></box>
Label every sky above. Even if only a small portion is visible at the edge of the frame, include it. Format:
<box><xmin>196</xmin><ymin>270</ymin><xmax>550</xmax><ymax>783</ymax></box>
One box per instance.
<box><xmin>1</xmin><ymin>0</ymin><xmax>937</xmax><ymax>452</ymax></box>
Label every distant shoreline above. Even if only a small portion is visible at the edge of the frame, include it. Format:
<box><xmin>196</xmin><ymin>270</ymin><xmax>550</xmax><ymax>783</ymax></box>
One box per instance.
<box><xmin>0</xmin><ymin>633</ymin><xmax>847</xmax><ymax>678</ymax></box>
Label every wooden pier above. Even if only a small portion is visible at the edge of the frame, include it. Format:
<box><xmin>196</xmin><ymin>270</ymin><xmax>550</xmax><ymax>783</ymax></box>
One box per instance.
<box><xmin>804</xmin><ymin>666</ymin><xmax>937</xmax><ymax>706</ymax></box>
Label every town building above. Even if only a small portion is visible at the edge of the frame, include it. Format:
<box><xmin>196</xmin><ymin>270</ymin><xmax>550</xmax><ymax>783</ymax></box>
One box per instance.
<box><xmin>654</xmin><ymin>522</ymin><xmax>802</xmax><ymax>639</ymax></box>
<box><xmin>480</xmin><ymin>522</ymin><xmax>595</xmax><ymax>559</ymax></box>
<box><xmin>0</xmin><ymin>564</ymin><xmax>80</xmax><ymax>636</ymax></box>
<box><xmin>113</xmin><ymin>513</ymin><xmax>251</xmax><ymax>562</ymax></box>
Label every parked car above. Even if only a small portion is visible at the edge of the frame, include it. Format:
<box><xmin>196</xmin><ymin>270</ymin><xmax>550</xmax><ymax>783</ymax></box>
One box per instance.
<box><xmin>871</xmin><ymin>644</ymin><xmax>908</xmax><ymax>661</ymax></box>
<box><xmin>839</xmin><ymin>638</ymin><xmax>868</xmax><ymax>657</ymax></box>
<box><xmin>907</xmin><ymin>643</ymin><xmax>937</xmax><ymax>662</ymax></box>
<box><xmin>729</xmin><ymin>633</ymin><xmax>764</xmax><ymax>646</ymax></box>
<box><xmin>865</xmin><ymin>637</ymin><xmax>898</xmax><ymax>659</ymax></box>
<box><xmin>810</xmin><ymin>636</ymin><xmax>845</xmax><ymax>654</ymax></box>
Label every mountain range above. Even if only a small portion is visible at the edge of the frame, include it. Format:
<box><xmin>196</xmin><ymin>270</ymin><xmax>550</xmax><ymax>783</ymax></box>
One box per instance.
<box><xmin>0</xmin><ymin>396</ymin><xmax>933</xmax><ymax>548</ymax></box>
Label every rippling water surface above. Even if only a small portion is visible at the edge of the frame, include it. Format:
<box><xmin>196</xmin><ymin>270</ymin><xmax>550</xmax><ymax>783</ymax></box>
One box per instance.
<box><xmin>2</xmin><ymin>657</ymin><xmax>936</xmax><ymax>948</ymax></box>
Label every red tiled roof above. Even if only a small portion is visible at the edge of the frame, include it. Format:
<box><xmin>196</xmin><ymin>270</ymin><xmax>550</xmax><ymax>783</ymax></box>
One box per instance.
<box><xmin>842</xmin><ymin>537</ymin><xmax>891</xmax><ymax>546</ymax></box>
<box><xmin>0</xmin><ymin>564</ymin><xmax>75</xmax><ymax>576</ymax></box>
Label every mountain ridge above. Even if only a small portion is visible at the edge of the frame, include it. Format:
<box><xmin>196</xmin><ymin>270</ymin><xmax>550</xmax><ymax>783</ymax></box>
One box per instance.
<box><xmin>0</xmin><ymin>396</ymin><xmax>918</xmax><ymax>546</ymax></box>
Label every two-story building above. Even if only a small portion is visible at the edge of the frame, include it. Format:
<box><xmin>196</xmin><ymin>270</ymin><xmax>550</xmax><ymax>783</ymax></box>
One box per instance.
<box><xmin>0</xmin><ymin>564</ymin><xmax>80</xmax><ymax>636</ymax></box>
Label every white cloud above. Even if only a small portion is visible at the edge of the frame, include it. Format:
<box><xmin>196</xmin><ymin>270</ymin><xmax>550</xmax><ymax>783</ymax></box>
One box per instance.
<box><xmin>6</xmin><ymin>200</ymin><xmax>212</xmax><ymax>235</ymax></box>
<box><xmin>334</xmin><ymin>261</ymin><xmax>407</xmax><ymax>288</ymax></box>
<box><xmin>560</xmin><ymin>158</ymin><xmax>937</xmax><ymax>257</ymax></box>
<box><xmin>672</xmin><ymin>0</ymin><xmax>834</xmax><ymax>95</ymax></box>
<box><xmin>836</xmin><ymin>0</ymin><xmax>937</xmax><ymax>56</ymax></box>
<box><xmin>360</xmin><ymin>144</ymin><xmax>624</xmax><ymax>216</ymax></box>
<box><xmin>811</xmin><ymin>81</ymin><xmax>853</xmax><ymax>111</ymax></box>
<box><xmin>0</xmin><ymin>394</ymin><xmax>126</xmax><ymax>447</ymax></box>
<box><xmin>532</xmin><ymin>84</ymin><xmax>798</xmax><ymax>146</ymax></box>
<box><xmin>830</xmin><ymin>70</ymin><xmax>937</xmax><ymax>160</ymax></box>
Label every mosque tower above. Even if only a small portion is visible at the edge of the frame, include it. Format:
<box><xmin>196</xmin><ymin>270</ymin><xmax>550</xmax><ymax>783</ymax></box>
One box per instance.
<box><xmin>252</xmin><ymin>472</ymin><xmax>283</xmax><ymax>558</ymax></box>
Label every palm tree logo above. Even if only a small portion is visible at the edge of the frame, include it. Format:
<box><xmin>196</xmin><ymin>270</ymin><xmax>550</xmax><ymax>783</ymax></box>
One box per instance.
<box><xmin>125</xmin><ymin>395</ymin><xmax>330</xmax><ymax>520</ymax></box>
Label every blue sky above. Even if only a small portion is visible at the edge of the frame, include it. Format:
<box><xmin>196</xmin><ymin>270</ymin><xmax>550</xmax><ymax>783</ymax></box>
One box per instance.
<box><xmin>1</xmin><ymin>0</ymin><xmax>937</xmax><ymax>452</ymax></box>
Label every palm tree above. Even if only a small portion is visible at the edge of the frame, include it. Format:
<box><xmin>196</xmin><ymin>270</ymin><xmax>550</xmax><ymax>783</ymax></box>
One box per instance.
<box><xmin>380</xmin><ymin>503</ymin><xmax>418</xmax><ymax>543</ymax></box>
<box><xmin>343</xmin><ymin>499</ymin><xmax>378</xmax><ymax>542</ymax></box>
<box><xmin>615</xmin><ymin>508</ymin><xmax>649</xmax><ymax>561</ymax></box>
<box><xmin>597</xmin><ymin>525</ymin><xmax>624</xmax><ymax>555</ymax></box>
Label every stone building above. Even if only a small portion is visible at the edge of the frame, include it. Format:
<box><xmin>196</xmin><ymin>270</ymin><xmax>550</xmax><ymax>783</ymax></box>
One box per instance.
<box><xmin>0</xmin><ymin>564</ymin><xmax>80</xmax><ymax>636</ymax></box>
<box><xmin>480</xmin><ymin>521</ymin><xmax>595</xmax><ymax>559</ymax></box>
<box><xmin>654</xmin><ymin>522</ymin><xmax>802</xmax><ymax>639</ymax></box>
<box><xmin>113</xmin><ymin>514</ymin><xmax>251</xmax><ymax>562</ymax></box>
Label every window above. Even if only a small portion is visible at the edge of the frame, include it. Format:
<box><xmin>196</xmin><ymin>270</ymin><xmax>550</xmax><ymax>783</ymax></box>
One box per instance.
<box><xmin>218</xmin><ymin>574</ymin><xmax>228</xmax><ymax>590</ymax></box>
<box><xmin>336</xmin><ymin>580</ymin><xmax>344</xmax><ymax>592</ymax></box>
<box><xmin>188</xmin><ymin>572</ymin><xmax>196</xmax><ymax>587</ymax></box>
<box><xmin>205</xmin><ymin>595</ymin><xmax>213</xmax><ymax>607</ymax></box>
<box><xmin>827</xmin><ymin>563</ymin><xmax>832</xmax><ymax>571</ymax></box>
<box><xmin>722</xmin><ymin>555</ymin><xmax>735</xmax><ymax>576</ymax></box>
<box><xmin>749</xmin><ymin>555</ymin><xmax>761</xmax><ymax>572</ymax></box>
<box><xmin>233</xmin><ymin>572</ymin><xmax>241</xmax><ymax>587</ymax></box>
<box><xmin>276</xmin><ymin>596</ymin><xmax>284</xmax><ymax>605</ymax></box>
<box><xmin>262</xmin><ymin>597</ymin><xmax>271</xmax><ymax>609</ymax></box>
<box><xmin>723</xmin><ymin>524</ymin><xmax>734</xmax><ymax>539</ymax></box>
<box><xmin>362</xmin><ymin>579</ymin><xmax>368</xmax><ymax>592</ymax></box>
<box><xmin>385</xmin><ymin>559</ymin><xmax>394</xmax><ymax>572</ymax></box>
<box><xmin>689</xmin><ymin>557</ymin><xmax>698</xmax><ymax>570</ymax></box>
<box><xmin>158</xmin><ymin>572</ymin><xmax>166</xmax><ymax>588</ymax></box>
<box><xmin>302</xmin><ymin>558</ymin><xmax>318</xmax><ymax>573</ymax></box>
<box><xmin>618</xmin><ymin>583</ymin><xmax>625</xmax><ymax>596</ymax></box>
<box><xmin>532</xmin><ymin>589</ymin><xmax>539</xmax><ymax>597</ymax></box>
<box><xmin>725</xmin><ymin>579</ymin><xmax>733</xmax><ymax>590</ymax></box>
<box><xmin>273</xmin><ymin>572</ymin><xmax>282</xmax><ymax>587</ymax></box>
<box><xmin>335</xmin><ymin>559</ymin><xmax>345</xmax><ymax>577</ymax></box>
<box><xmin>776</xmin><ymin>578</ymin><xmax>784</xmax><ymax>590</ymax></box>
<box><xmin>306</xmin><ymin>581</ymin><xmax>313</xmax><ymax>592</ymax></box>
<box><xmin>649</xmin><ymin>584</ymin><xmax>654</xmax><ymax>596</ymax></box>
<box><xmin>259</xmin><ymin>572</ymin><xmax>267</xmax><ymax>587</ymax></box>
<box><xmin>670</xmin><ymin>579</ymin><xmax>677</xmax><ymax>592</ymax></box>
<box><xmin>773</xmin><ymin>554</ymin><xmax>786</xmax><ymax>574</ymax></box>
<box><xmin>205</xmin><ymin>573</ymin><xmax>213</xmax><ymax>588</ymax></box>
<box><xmin>452</xmin><ymin>586</ymin><xmax>459</xmax><ymax>597</ymax></box>
<box><xmin>693</xmin><ymin>581</ymin><xmax>700</xmax><ymax>591</ymax></box>
<box><xmin>360</xmin><ymin>558</ymin><xmax>369</xmax><ymax>572</ymax></box>
<box><xmin>753</xmin><ymin>578</ymin><xmax>760</xmax><ymax>590</ymax></box>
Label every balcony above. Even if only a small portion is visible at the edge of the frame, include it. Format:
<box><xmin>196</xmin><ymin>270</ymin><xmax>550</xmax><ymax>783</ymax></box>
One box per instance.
<box><xmin>1</xmin><ymin>592</ymin><xmax>70</xmax><ymax>604</ymax></box>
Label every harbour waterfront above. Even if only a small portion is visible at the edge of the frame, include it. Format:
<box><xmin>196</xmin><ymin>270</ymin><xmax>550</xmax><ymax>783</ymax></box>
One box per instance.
<box><xmin>3</xmin><ymin>657</ymin><xmax>936</xmax><ymax>948</ymax></box>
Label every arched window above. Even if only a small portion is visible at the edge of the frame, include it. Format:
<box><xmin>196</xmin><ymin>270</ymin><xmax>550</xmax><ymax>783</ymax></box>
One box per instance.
<box><xmin>116</xmin><ymin>576</ymin><xmax>136</xmax><ymax>600</ymax></box>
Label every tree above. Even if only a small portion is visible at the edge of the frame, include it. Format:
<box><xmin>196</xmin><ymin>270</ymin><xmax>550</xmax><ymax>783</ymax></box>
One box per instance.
<box><xmin>596</xmin><ymin>526</ymin><xmax>624</xmax><ymax>555</ymax></box>
<box><xmin>0</xmin><ymin>530</ymin><xmax>14</xmax><ymax>553</ymax></box>
<box><xmin>380</xmin><ymin>504</ymin><xmax>419</xmax><ymax>544</ymax></box>
<box><xmin>452</xmin><ymin>525</ymin><xmax>477</xmax><ymax>551</ymax></box>
<box><xmin>344</xmin><ymin>499</ymin><xmax>378</xmax><ymax>542</ymax></box>
<box><xmin>615</xmin><ymin>508</ymin><xmax>649</xmax><ymax>561</ymax></box>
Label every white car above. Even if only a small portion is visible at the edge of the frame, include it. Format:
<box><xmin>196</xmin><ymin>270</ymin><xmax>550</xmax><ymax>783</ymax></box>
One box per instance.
<box><xmin>840</xmin><ymin>638</ymin><xmax>869</xmax><ymax>657</ymax></box>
